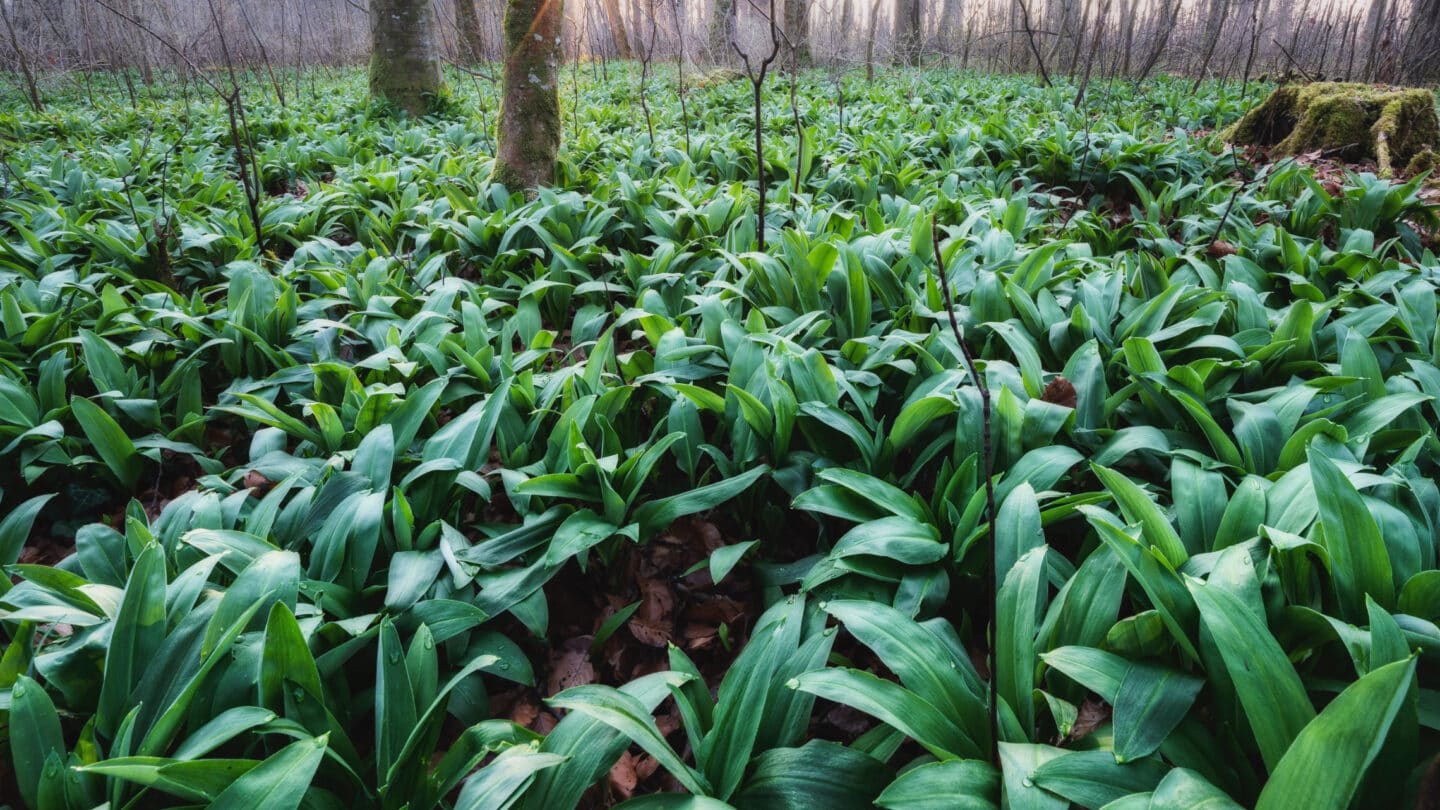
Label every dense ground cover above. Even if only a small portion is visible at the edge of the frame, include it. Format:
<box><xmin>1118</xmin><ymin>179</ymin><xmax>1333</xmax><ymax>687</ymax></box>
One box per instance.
<box><xmin>0</xmin><ymin>67</ymin><xmax>1438</xmax><ymax>808</ymax></box>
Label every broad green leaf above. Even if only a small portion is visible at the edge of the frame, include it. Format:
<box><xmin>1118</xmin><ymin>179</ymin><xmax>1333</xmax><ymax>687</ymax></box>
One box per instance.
<box><xmin>9</xmin><ymin>675</ymin><xmax>65</xmax><ymax>810</ymax></box>
<box><xmin>455</xmin><ymin>747</ymin><xmax>568</xmax><ymax>810</ymax></box>
<box><xmin>874</xmin><ymin>759</ymin><xmax>999</xmax><ymax>809</ymax></box>
<box><xmin>1255</xmin><ymin>658</ymin><xmax>1417</xmax><ymax>810</ymax></box>
<box><xmin>997</xmin><ymin>547</ymin><xmax>1048</xmax><ymax>737</ymax></box>
<box><xmin>1092</xmin><ymin>464</ymin><xmax>1187</xmax><ymax>566</ymax></box>
<box><xmin>790</xmin><ymin>667</ymin><xmax>980</xmax><ymax>760</ymax></box>
<box><xmin>730</xmin><ymin>740</ymin><xmax>892</xmax><ymax>810</ymax></box>
<box><xmin>1309</xmin><ymin>448</ymin><xmax>1394</xmax><ymax>620</ymax></box>
<box><xmin>1112</xmin><ymin>663</ymin><xmax>1204</xmax><ymax>762</ymax></box>
<box><xmin>1189</xmin><ymin>580</ymin><xmax>1314</xmax><ymax>770</ymax></box>
<box><xmin>548</xmin><ymin>683</ymin><xmax>709</xmax><ymax>795</ymax></box>
<box><xmin>98</xmin><ymin>543</ymin><xmax>166</xmax><ymax>738</ymax></box>
<box><xmin>209</xmin><ymin>734</ymin><xmax>328</xmax><ymax>810</ymax></box>
<box><xmin>71</xmin><ymin>395</ymin><xmax>142</xmax><ymax>488</ymax></box>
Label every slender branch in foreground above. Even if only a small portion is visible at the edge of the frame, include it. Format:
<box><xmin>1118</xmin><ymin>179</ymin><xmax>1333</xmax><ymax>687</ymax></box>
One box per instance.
<box><xmin>931</xmin><ymin>218</ymin><xmax>998</xmax><ymax>768</ymax></box>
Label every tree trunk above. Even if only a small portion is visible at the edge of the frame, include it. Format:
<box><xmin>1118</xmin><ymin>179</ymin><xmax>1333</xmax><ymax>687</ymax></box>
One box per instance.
<box><xmin>710</xmin><ymin>0</ymin><xmax>736</xmax><ymax>60</ymax></box>
<box><xmin>1399</xmin><ymin>0</ymin><xmax>1440</xmax><ymax>82</ymax></box>
<box><xmin>603</xmin><ymin>0</ymin><xmax>633</xmax><ymax>58</ymax></box>
<box><xmin>894</xmin><ymin>0</ymin><xmax>921</xmax><ymax>65</ymax></box>
<box><xmin>784</xmin><ymin>0</ymin><xmax>810</xmax><ymax>66</ymax></box>
<box><xmin>1135</xmin><ymin>0</ymin><xmax>1182</xmax><ymax>79</ymax></box>
<box><xmin>494</xmin><ymin>0</ymin><xmax>564</xmax><ymax>189</ymax></box>
<box><xmin>1120</xmin><ymin>0</ymin><xmax>1137</xmax><ymax>75</ymax></box>
<box><xmin>457</xmin><ymin>0</ymin><xmax>486</xmax><ymax>64</ymax></box>
<box><xmin>1190</xmin><ymin>0</ymin><xmax>1230</xmax><ymax>89</ymax></box>
<box><xmin>0</xmin><ymin>0</ymin><xmax>43</xmax><ymax>112</ymax></box>
<box><xmin>1362</xmin><ymin>0</ymin><xmax>1389</xmax><ymax>80</ymax></box>
<box><xmin>838</xmin><ymin>0</ymin><xmax>854</xmax><ymax>57</ymax></box>
<box><xmin>939</xmin><ymin>0</ymin><xmax>960</xmax><ymax>55</ymax></box>
<box><xmin>369</xmin><ymin>0</ymin><xmax>444</xmax><ymax>115</ymax></box>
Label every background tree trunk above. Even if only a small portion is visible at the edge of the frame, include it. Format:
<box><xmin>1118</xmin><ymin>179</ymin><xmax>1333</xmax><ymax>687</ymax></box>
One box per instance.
<box><xmin>838</xmin><ymin>0</ymin><xmax>855</xmax><ymax>58</ymax></box>
<box><xmin>784</xmin><ymin>0</ymin><xmax>811</xmax><ymax>66</ymax></box>
<box><xmin>456</xmin><ymin>0</ymin><xmax>486</xmax><ymax>64</ymax></box>
<box><xmin>1362</xmin><ymin>0</ymin><xmax>1388</xmax><ymax>80</ymax></box>
<box><xmin>369</xmin><ymin>0</ymin><xmax>444</xmax><ymax>115</ymax></box>
<box><xmin>0</xmin><ymin>0</ymin><xmax>44</xmax><ymax>112</ymax></box>
<box><xmin>603</xmin><ymin>0</ymin><xmax>633</xmax><ymax>58</ymax></box>
<box><xmin>494</xmin><ymin>0</ymin><xmax>564</xmax><ymax>189</ymax></box>
<box><xmin>895</xmin><ymin>0</ymin><xmax>921</xmax><ymax>65</ymax></box>
<box><xmin>710</xmin><ymin>0</ymin><xmax>737</xmax><ymax>61</ymax></box>
<box><xmin>1399</xmin><ymin>0</ymin><xmax>1440</xmax><ymax>82</ymax></box>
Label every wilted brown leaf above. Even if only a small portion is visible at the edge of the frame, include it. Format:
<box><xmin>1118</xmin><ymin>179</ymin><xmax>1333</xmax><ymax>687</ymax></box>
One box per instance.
<box><xmin>1041</xmin><ymin>376</ymin><xmax>1078</xmax><ymax>410</ymax></box>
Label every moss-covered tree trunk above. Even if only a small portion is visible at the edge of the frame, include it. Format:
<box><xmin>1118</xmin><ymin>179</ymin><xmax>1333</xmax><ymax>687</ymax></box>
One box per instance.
<box><xmin>895</xmin><ymin>0</ymin><xmax>922</xmax><ymax>66</ymax></box>
<box><xmin>369</xmin><ymin>0</ymin><xmax>445</xmax><ymax>115</ymax></box>
<box><xmin>784</xmin><ymin>0</ymin><xmax>811</xmax><ymax>67</ymax></box>
<box><xmin>456</xmin><ymin>0</ymin><xmax>487</xmax><ymax>64</ymax></box>
<box><xmin>493</xmin><ymin>0</ymin><xmax>564</xmax><ymax>189</ymax></box>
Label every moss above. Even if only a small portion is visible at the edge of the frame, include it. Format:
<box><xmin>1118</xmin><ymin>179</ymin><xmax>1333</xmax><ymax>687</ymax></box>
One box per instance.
<box><xmin>1224</xmin><ymin>82</ymin><xmax>1439</xmax><ymax>177</ymax></box>
<box><xmin>694</xmin><ymin>68</ymin><xmax>744</xmax><ymax>88</ymax></box>
<box><xmin>1406</xmin><ymin>149</ymin><xmax>1436</xmax><ymax>177</ymax></box>
<box><xmin>491</xmin><ymin>0</ymin><xmax>563</xmax><ymax>190</ymax></box>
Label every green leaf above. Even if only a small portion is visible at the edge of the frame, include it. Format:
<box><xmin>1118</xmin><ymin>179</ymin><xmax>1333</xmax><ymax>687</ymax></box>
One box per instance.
<box><xmin>827</xmin><ymin>516</ymin><xmax>946</xmax><ymax>565</ymax></box>
<box><xmin>710</xmin><ymin>540</ymin><xmax>758</xmax><ymax>584</ymax></box>
<box><xmin>543</xmin><ymin>509</ymin><xmax>619</xmax><ymax>567</ymax></box>
<box><xmin>874</xmin><ymin>759</ymin><xmax>999</xmax><ymax>809</ymax></box>
<box><xmin>997</xmin><ymin>547</ymin><xmax>1048</xmax><ymax>737</ymax></box>
<box><xmin>790</xmin><ymin>668</ymin><xmax>980</xmax><ymax>760</ymax></box>
<box><xmin>79</xmin><ymin>756</ymin><xmax>260</xmax><ymax>802</ymax></box>
<box><xmin>375</xmin><ymin>618</ymin><xmax>416</xmax><ymax>781</ymax></box>
<box><xmin>730</xmin><ymin>740</ymin><xmax>892</xmax><ymax>810</ymax></box>
<box><xmin>1147</xmin><ymin>768</ymin><xmax>1244</xmax><ymax>809</ymax></box>
<box><xmin>520</xmin><ymin>671</ymin><xmax>689</xmax><ymax>809</ymax></box>
<box><xmin>1309</xmin><ymin>448</ymin><xmax>1394</xmax><ymax>620</ymax></box>
<box><xmin>1189</xmin><ymin>579</ymin><xmax>1314</xmax><ymax>770</ymax></box>
<box><xmin>209</xmin><ymin>734</ymin><xmax>328</xmax><ymax>810</ymax></box>
<box><xmin>455</xmin><ymin>747</ymin><xmax>569</xmax><ymax>810</ymax></box>
<box><xmin>614</xmin><ymin>797</ymin><xmax>737</xmax><ymax>809</ymax></box>
<box><xmin>548</xmin><ymin>683</ymin><xmax>709</xmax><ymax>795</ymax></box>
<box><xmin>98</xmin><ymin>543</ymin><xmax>167</xmax><ymax>738</ymax></box>
<box><xmin>1029</xmin><ymin>750</ymin><xmax>1168</xmax><ymax>808</ymax></box>
<box><xmin>631</xmin><ymin>465</ymin><xmax>769</xmax><ymax>535</ymax></box>
<box><xmin>1112</xmin><ymin>663</ymin><xmax>1204</xmax><ymax>762</ymax></box>
<box><xmin>1092</xmin><ymin>464</ymin><xmax>1188</xmax><ymax>565</ymax></box>
<box><xmin>259</xmin><ymin>603</ymin><xmax>326</xmax><ymax>734</ymax></box>
<box><xmin>824</xmin><ymin>600</ymin><xmax>988</xmax><ymax>749</ymax></box>
<box><xmin>71</xmin><ymin>395</ymin><xmax>143</xmax><ymax>488</ymax></box>
<box><xmin>173</xmin><ymin>706</ymin><xmax>278</xmax><ymax>760</ymax></box>
<box><xmin>8</xmin><ymin>675</ymin><xmax>65</xmax><ymax>810</ymax></box>
<box><xmin>1255</xmin><ymin>658</ymin><xmax>1417</xmax><ymax>810</ymax></box>
<box><xmin>0</xmin><ymin>494</ymin><xmax>54</xmax><ymax>568</ymax></box>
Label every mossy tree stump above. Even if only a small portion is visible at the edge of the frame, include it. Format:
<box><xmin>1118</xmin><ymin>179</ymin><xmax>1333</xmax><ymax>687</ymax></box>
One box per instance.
<box><xmin>1223</xmin><ymin>82</ymin><xmax>1439</xmax><ymax>178</ymax></box>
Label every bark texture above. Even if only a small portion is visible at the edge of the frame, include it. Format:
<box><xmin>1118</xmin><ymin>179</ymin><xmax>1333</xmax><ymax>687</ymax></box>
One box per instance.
<box><xmin>456</xmin><ymin>0</ymin><xmax>486</xmax><ymax>64</ymax></box>
<box><xmin>369</xmin><ymin>0</ymin><xmax>444</xmax><ymax>116</ymax></box>
<box><xmin>602</xmin><ymin>0</ymin><xmax>633</xmax><ymax>58</ymax></box>
<box><xmin>895</xmin><ymin>0</ymin><xmax>921</xmax><ymax>66</ymax></box>
<box><xmin>784</xmin><ymin>0</ymin><xmax>811</xmax><ymax>66</ymax></box>
<box><xmin>1400</xmin><ymin>0</ymin><xmax>1440</xmax><ymax>83</ymax></box>
<box><xmin>493</xmin><ymin>0</ymin><xmax>564</xmax><ymax>189</ymax></box>
<box><xmin>710</xmin><ymin>0</ymin><xmax>737</xmax><ymax>60</ymax></box>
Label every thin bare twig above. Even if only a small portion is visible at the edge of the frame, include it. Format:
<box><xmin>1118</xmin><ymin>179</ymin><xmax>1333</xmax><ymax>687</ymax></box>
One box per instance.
<box><xmin>931</xmin><ymin>219</ymin><xmax>998</xmax><ymax>769</ymax></box>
